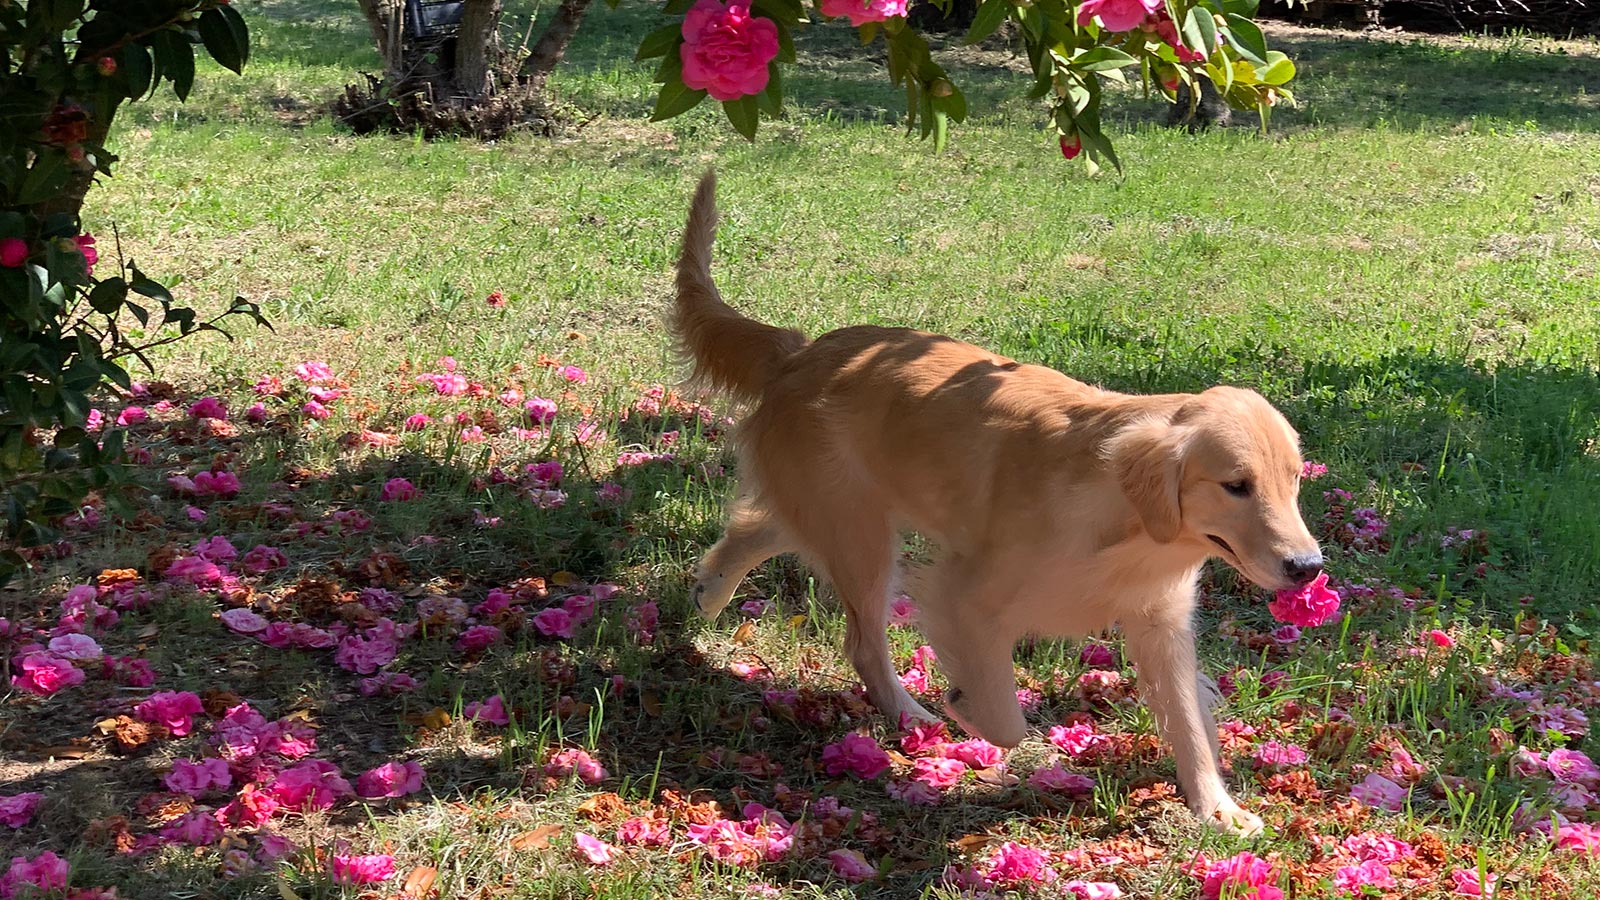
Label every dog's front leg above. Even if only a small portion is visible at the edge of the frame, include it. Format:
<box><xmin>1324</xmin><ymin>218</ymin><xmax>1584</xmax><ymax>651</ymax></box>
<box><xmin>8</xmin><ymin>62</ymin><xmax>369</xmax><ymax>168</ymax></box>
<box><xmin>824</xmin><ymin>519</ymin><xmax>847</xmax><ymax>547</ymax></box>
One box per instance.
<box><xmin>1123</xmin><ymin>617</ymin><xmax>1263</xmax><ymax>837</ymax></box>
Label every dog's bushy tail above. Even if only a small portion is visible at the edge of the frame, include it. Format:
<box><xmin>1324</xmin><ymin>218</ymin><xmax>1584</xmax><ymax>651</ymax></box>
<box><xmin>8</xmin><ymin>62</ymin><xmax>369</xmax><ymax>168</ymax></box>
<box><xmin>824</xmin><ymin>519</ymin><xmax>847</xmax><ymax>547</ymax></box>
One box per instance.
<box><xmin>674</xmin><ymin>170</ymin><xmax>808</xmax><ymax>402</ymax></box>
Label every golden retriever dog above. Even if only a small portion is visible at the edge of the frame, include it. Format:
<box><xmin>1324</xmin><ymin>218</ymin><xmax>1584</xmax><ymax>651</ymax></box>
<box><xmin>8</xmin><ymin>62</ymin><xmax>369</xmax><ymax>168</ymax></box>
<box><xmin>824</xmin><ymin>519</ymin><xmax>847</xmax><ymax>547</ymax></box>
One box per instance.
<box><xmin>672</xmin><ymin>171</ymin><xmax>1322</xmax><ymax>835</ymax></box>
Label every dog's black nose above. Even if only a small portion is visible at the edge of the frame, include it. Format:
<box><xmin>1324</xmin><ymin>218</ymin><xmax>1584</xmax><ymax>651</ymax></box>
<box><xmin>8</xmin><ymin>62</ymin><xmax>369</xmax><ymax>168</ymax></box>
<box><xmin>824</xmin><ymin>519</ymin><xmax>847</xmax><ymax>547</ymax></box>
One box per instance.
<box><xmin>1282</xmin><ymin>552</ymin><xmax>1324</xmax><ymax>586</ymax></box>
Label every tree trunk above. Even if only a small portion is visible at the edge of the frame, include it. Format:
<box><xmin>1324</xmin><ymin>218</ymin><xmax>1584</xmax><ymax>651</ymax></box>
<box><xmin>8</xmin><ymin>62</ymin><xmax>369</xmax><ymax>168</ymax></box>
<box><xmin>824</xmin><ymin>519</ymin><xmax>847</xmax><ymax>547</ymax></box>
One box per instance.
<box><xmin>356</xmin><ymin>0</ymin><xmax>405</xmax><ymax>82</ymax></box>
<box><xmin>1167</xmin><ymin>77</ymin><xmax>1232</xmax><ymax>131</ymax></box>
<box><xmin>522</xmin><ymin>0</ymin><xmax>595</xmax><ymax>88</ymax></box>
<box><xmin>456</xmin><ymin>0</ymin><xmax>504</xmax><ymax>102</ymax></box>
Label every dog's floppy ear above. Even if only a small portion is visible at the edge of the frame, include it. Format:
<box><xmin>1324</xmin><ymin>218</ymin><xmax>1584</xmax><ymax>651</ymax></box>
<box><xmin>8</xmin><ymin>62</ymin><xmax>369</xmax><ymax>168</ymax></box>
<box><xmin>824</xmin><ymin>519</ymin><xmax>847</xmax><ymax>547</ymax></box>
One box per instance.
<box><xmin>1107</xmin><ymin>418</ymin><xmax>1186</xmax><ymax>544</ymax></box>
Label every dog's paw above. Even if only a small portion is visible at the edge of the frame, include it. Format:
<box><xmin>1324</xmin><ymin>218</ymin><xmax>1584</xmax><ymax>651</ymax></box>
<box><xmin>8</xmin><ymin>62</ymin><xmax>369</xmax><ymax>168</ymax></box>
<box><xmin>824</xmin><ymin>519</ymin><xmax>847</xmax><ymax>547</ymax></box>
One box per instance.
<box><xmin>1202</xmin><ymin>799</ymin><xmax>1265</xmax><ymax>838</ymax></box>
<box><xmin>943</xmin><ymin>687</ymin><xmax>1026</xmax><ymax>749</ymax></box>
<box><xmin>691</xmin><ymin>578</ymin><xmax>732</xmax><ymax>621</ymax></box>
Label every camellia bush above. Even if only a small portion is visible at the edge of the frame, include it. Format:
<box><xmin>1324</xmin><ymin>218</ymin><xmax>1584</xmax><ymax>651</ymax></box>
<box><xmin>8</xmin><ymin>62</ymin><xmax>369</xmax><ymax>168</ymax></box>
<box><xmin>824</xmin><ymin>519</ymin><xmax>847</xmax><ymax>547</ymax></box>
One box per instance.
<box><xmin>640</xmin><ymin>0</ymin><xmax>1299</xmax><ymax>170</ymax></box>
<box><xmin>0</xmin><ymin>2</ymin><xmax>265</xmax><ymax>585</ymax></box>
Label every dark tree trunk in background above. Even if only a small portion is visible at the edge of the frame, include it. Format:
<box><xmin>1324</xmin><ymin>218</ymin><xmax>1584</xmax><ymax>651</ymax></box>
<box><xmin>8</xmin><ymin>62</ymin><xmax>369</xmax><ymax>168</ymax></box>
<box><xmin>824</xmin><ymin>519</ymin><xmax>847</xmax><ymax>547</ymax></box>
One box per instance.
<box><xmin>341</xmin><ymin>0</ymin><xmax>592</xmax><ymax>139</ymax></box>
<box><xmin>907</xmin><ymin>0</ymin><xmax>982</xmax><ymax>32</ymax></box>
<box><xmin>522</xmin><ymin>0</ymin><xmax>595</xmax><ymax>91</ymax></box>
<box><xmin>1166</xmin><ymin>77</ymin><xmax>1232</xmax><ymax>131</ymax></box>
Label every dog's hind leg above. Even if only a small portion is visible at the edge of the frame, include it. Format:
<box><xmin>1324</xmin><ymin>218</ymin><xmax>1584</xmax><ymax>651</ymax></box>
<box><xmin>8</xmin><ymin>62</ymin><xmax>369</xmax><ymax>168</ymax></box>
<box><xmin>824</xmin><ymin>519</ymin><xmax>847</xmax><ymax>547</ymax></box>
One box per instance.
<box><xmin>915</xmin><ymin>558</ymin><xmax>1027</xmax><ymax>748</ymax></box>
<box><xmin>693</xmin><ymin>494</ymin><xmax>789</xmax><ymax>620</ymax></box>
<box><xmin>807</xmin><ymin>516</ymin><xmax>939</xmax><ymax>727</ymax></box>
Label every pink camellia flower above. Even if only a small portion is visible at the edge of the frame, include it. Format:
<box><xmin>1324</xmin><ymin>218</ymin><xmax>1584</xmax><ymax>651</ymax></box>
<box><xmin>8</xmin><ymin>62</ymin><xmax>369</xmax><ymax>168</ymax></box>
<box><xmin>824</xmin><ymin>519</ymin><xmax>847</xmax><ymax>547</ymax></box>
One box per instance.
<box><xmin>1199</xmin><ymin>851</ymin><xmax>1282</xmax><ymax>900</ymax></box>
<box><xmin>454</xmin><ymin>624</ymin><xmax>503</xmax><ymax>654</ymax></box>
<box><xmin>945</xmin><ymin>739</ymin><xmax>1004</xmax><ymax>769</ymax></box>
<box><xmin>381</xmin><ymin>477</ymin><xmax>417</xmax><ymax>501</ymax></box>
<box><xmin>220</xmin><ymin>608</ymin><xmax>270</xmax><ymax>635</ymax></box>
<box><xmin>194</xmin><ymin>535</ymin><xmax>237</xmax><ymax>563</ymax></box>
<box><xmin>165</xmin><ymin>758</ymin><xmax>232</xmax><ymax>796</ymax></box>
<box><xmin>819</xmin><ymin>0</ymin><xmax>907</xmax><ymax>26</ymax></box>
<box><xmin>547</xmin><ymin>748</ymin><xmax>609</xmax><ymax>784</ymax></box>
<box><xmin>829</xmin><ymin>848</ymin><xmax>877</xmax><ymax>882</ymax></box>
<box><xmin>524</xmin><ymin>397</ymin><xmax>558</xmax><ymax>425</ymax></box>
<box><xmin>0</xmin><ymin>851</ymin><xmax>70</xmax><ymax>898</ymax></box>
<box><xmin>329</xmin><ymin>854</ymin><xmax>395</xmax><ymax>885</ymax></box>
<box><xmin>0</xmin><ymin>237</ymin><xmax>27</xmax><ymax>267</ymax></box>
<box><xmin>307</xmin><ymin>386</ymin><xmax>343</xmax><ymax>404</ymax></box>
<box><xmin>616</xmin><ymin>814</ymin><xmax>671</xmax><ymax>847</ymax></box>
<box><xmin>1425</xmin><ymin>629</ymin><xmax>1456</xmax><ymax>649</ymax></box>
<box><xmin>402</xmin><ymin>413</ymin><xmax>432</xmax><ymax>432</ymax></box>
<box><xmin>1552</xmin><ymin>820</ymin><xmax>1600</xmax><ymax>854</ymax></box>
<box><xmin>165</xmin><ymin>555</ymin><xmax>224</xmax><ymax>589</ymax></box>
<box><xmin>268</xmin><ymin>760</ymin><xmax>354</xmax><ymax>812</ymax></box>
<box><xmin>558</xmin><ymin>365</ymin><xmax>587</xmax><ymax>384</ymax></box>
<box><xmin>889</xmin><ymin>595</ymin><xmax>918</xmax><ymax>625</ymax></box>
<box><xmin>1063</xmin><ymin>881</ymin><xmax>1124</xmax><ymax>900</ymax></box>
<box><xmin>1079</xmin><ymin>641</ymin><xmax>1116</xmax><ymax>667</ymax></box>
<box><xmin>241</xmin><ymin>544</ymin><xmax>287</xmax><ymax>574</ymax></box>
<box><xmin>188</xmin><ymin>396</ymin><xmax>228</xmax><ymax>420</ymax></box>
<box><xmin>679</xmin><ymin>0</ymin><xmax>780</xmax><ymax>101</ymax></box>
<box><xmin>1028</xmin><ymin>762</ymin><xmax>1096</xmax><ymax>796</ymax></box>
<box><xmin>573</xmin><ymin>833</ymin><xmax>616</xmax><ymax>866</ymax></box>
<box><xmin>333</xmin><ymin>635</ymin><xmax>398</xmax><ymax>675</ymax></box>
<box><xmin>1271</xmin><ymin>624</ymin><xmax>1302</xmax><ymax>644</ymax></box>
<box><xmin>486</xmin><ymin>290</ymin><xmax>507</xmax><ymax>309</ymax></box>
<box><xmin>215</xmin><ymin>785</ymin><xmax>279</xmax><ymax>829</ymax></box>
<box><xmin>160</xmin><ymin>809</ymin><xmax>224</xmax><ymax>847</ymax></box>
<box><xmin>1076</xmin><ymin>0</ymin><xmax>1161</xmax><ymax>31</ymax></box>
<box><xmin>1450</xmin><ymin>867</ymin><xmax>1496</xmax><ymax>897</ymax></box>
<box><xmin>10</xmin><ymin>652</ymin><xmax>85</xmax><ymax>696</ymax></box>
<box><xmin>912</xmin><ymin>756</ymin><xmax>967</xmax><ymax>790</ymax></box>
<box><xmin>1269</xmin><ymin>571</ymin><xmax>1341</xmax><ymax>627</ymax></box>
<box><xmin>1301</xmin><ymin>460</ymin><xmax>1329</xmax><ymax>479</ymax></box>
<box><xmin>821</xmin><ymin>733</ymin><xmax>892</xmax><ymax>780</ymax></box>
<box><xmin>75</xmin><ymin>233</ymin><xmax>98</xmax><ymax>271</ymax></box>
<box><xmin>134</xmin><ymin>691</ymin><xmax>205</xmax><ymax>736</ymax></box>
<box><xmin>1252</xmin><ymin>741</ymin><xmax>1309</xmax><ymax>769</ymax></box>
<box><xmin>0</xmin><ymin>793</ymin><xmax>43</xmax><ymax>828</ymax></box>
<box><xmin>1048</xmin><ymin>722</ymin><xmax>1106</xmax><ymax>758</ymax></box>
<box><xmin>294</xmin><ymin>361</ymin><xmax>334</xmax><ymax>383</ymax></box>
<box><xmin>985</xmin><ymin>841</ymin><xmax>1058</xmax><ymax>889</ymax></box>
<box><xmin>46</xmin><ymin>633</ymin><xmax>102</xmax><ymax>661</ymax></box>
<box><xmin>1333</xmin><ymin>859</ymin><xmax>1396</xmax><ymax>893</ymax></box>
<box><xmin>885</xmin><ymin>776</ymin><xmax>941</xmax><ymax>806</ymax></box>
<box><xmin>1351</xmin><ymin>773</ymin><xmax>1409</xmax><ymax>812</ymax></box>
<box><xmin>901</xmin><ymin>720</ymin><xmax>950</xmax><ymax>756</ymax></box>
<box><xmin>357</xmin><ymin>761</ymin><xmax>425</xmax><ymax>799</ymax></box>
<box><xmin>193</xmin><ymin>469</ymin><xmax>241</xmax><ymax>496</ymax></box>
<box><xmin>116</xmin><ymin>405</ymin><xmax>148</xmax><ymax>426</ymax></box>
<box><xmin>1342</xmin><ymin>832</ymin><xmax>1414</xmax><ymax>864</ymax></box>
<box><xmin>1548</xmin><ymin>748</ymin><xmax>1600</xmax><ymax>788</ymax></box>
<box><xmin>359</xmin><ymin>672</ymin><xmax>419</xmax><ymax>696</ymax></box>
<box><xmin>532</xmin><ymin>606</ymin><xmax>576</xmax><ymax>639</ymax></box>
<box><xmin>464</xmin><ymin>695</ymin><xmax>510</xmax><ymax>726</ymax></box>
<box><xmin>301</xmin><ymin>400</ymin><xmax>330</xmax><ymax>420</ymax></box>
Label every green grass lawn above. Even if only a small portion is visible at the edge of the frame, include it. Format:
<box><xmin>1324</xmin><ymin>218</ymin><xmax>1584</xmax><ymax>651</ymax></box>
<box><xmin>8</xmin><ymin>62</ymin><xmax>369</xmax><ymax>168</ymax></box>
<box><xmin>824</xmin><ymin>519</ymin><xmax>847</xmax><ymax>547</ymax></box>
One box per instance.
<box><xmin>3</xmin><ymin>1</ymin><xmax>1600</xmax><ymax>898</ymax></box>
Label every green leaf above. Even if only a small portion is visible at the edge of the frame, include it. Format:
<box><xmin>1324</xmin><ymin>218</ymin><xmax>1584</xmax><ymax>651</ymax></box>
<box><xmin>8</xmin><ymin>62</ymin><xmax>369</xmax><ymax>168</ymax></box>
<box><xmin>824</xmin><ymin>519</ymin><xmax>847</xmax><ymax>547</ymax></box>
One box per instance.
<box><xmin>88</xmin><ymin>277</ymin><xmax>127</xmax><ymax>315</ymax></box>
<box><xmin>751</xmin><ymin>0</ymin><xmax>805</xmax><ymax>24</ymax></box>
<box><xmin>756</xmin><ymin>63</ymin><xmax>783</xmax><ymax>117</ymax></box>
<box><xmin>663</xmin><ymin>0</ymin><xmax>697</xmax><ymax>13</ymax></box>
<box><xmin>1221</xmin><ymin>0</ymin><xmax>1261</xmax><ymax>15</ymax></box>
<box><xmin>1074</xmin><ymin>46</ymin><xmax>1139</xmax><ymax>72</ymax></box>
<box><xmin>931</xmin><ymin>108</ymin><xmax>948</xmax><ymax>152</ymax></box>
<box><xmin>53</xmin><ymin>427</ymin><xmax>85</xmax><ymax>449</ymax></box>
<box><xmin>1260</xmin><ymin>51</ymin><xmax>1295</xmax><ymax>85</ymax></box>
<box><xmin>197</xmin><ymin>5</ymin><xmax>251</xmax><ymax>75</ymax></box>
<box><xmin>722</xmin><ymin>94</ymin><xmax>759</xmax><ymax>141</ymax></box>
<box><xmin>16</xmin><ymin>150</ymin><xmax>70</xmax><ymax>205</ymax></box>
<box><xmin>775</xmin><ymin>21</ymin><xmax>797</xmax><ymax>63</ymax></box>
<box><xmin>649</xmin><ymin>78</ymin><xmax>707</xmax><ymax>121</ymax></box>
<box><xmin>121</xmin><ymin>43</ymin><xmax>153</xmax><ymax>99</ymax></box>
<box><xmin>943</xmin><ymin>83</ymin><xmax>967</xmax><ymax>123</ymax></box>
<box><xmin>1223</xmin><ymin>14</ymin><xmax>1269</xmax><ymax>66</ymax></box>
<box><xmin>129</xmin><ymin>271</ymin><xmax>175</xmax><ymax>306</ymax></box>
<box><xmin>859</xmin><ymin>22</ymin><xmax>879</xmax><ymax>45</ymax></box>
<box><xmin>151</xmin><ymin>30</ymin><xmax>196</xmax><ymax>102</ymax></box>
<box><xmin>635</xmin><ymin>23</ymin><xmax>681</xmax><ymax>61</ymax></box>
<box><xmin>965</xmin><ymin>0</ymin><xmax>1010</xmax><ymax>44</ymax></box>
<box><xmin>26</xmin><ymin>0</ymin><xmax>82</xmax><ymax>31</ymax></box>
<box><xmin>1181</xmin><ymin>7</ymin><xmax>1217</xmax><ymax>57</ymax></box>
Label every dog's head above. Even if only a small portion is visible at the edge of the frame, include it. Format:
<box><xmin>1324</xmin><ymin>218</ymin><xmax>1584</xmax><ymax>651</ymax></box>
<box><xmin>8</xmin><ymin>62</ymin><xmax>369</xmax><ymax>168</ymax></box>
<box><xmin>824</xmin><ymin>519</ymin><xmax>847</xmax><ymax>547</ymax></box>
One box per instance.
<box><xmin>1109</xmin><ymin>386</ymin><xmax>1322</xmax><ymax>592</ymax></box>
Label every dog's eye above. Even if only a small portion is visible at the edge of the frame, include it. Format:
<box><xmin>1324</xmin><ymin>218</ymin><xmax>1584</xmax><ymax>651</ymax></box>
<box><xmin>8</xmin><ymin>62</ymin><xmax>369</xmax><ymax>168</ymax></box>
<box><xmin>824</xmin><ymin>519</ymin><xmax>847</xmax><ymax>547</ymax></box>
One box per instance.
<box><xmin>1222</xmin><ymin>480</ymin><xmax>1252</xmax><ymax>497</ymax></box>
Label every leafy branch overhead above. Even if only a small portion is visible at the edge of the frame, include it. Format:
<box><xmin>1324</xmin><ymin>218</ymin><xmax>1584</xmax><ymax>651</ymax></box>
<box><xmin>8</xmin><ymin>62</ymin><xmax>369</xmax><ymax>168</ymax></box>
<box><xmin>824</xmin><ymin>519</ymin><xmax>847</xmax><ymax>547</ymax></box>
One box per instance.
<box><xmin>1</xmin><ymin>2</ymin><xmax>266</xmax><ymax>585</ymax></box>
<box><xmin>638</xmin><ymin>0</ymin><xmax>1298</xmax><ymax>171</ymax></box>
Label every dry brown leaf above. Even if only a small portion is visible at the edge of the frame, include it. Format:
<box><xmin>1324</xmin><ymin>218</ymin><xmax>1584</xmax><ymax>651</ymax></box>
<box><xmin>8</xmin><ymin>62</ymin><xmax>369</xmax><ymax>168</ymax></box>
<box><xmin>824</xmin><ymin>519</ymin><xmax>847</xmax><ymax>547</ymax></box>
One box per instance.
<box><xmin>400</xmin><ymin>865</ymin><xmax>438</xmax><ymax>898</ymax></box>
<box><xmin>551</xmin><ymin>571</ymin><xmax>581</xmax><ymax>587</ymax></box>
<box><xmin>952</xmin><ymin>833</ymin><xmax>996</xmax><ymax>853</ymax></box>
<box><xmin>787</xmin><ymin>614</ymin><xmax>807</xmax><ymax>629</ymax></box>
<box><xmin>136</xmin><ymin>624</ymin><xmax>160</xmax><ymax>639</ymax></box>
<box><xmin>510</xmin><ymin>824</ymin><xmax>562</xmax><ymax>851</ymax></box>
<box><xmin>731</xmin><ymin>621</ymin><xmax>756</xmax><ymax>644</ymax></box>
<box><xmin>421</xmin><ymin>708</ymin><xmax>451</xmax><ymax>730</ymax></box>
<box><xmin>576</xmin><ymin>793</ymin><xmax>628</xmax><ymax>824</ymax></box>
<box><xmin>973</xmin><ymin>767</ymin><xmax>1019</xmax><ymax>787</ymax></box>
<box><xmin>641</xmin><ymin>691</ymin><xmax>663</xmax><ymax>717</ymax></box>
